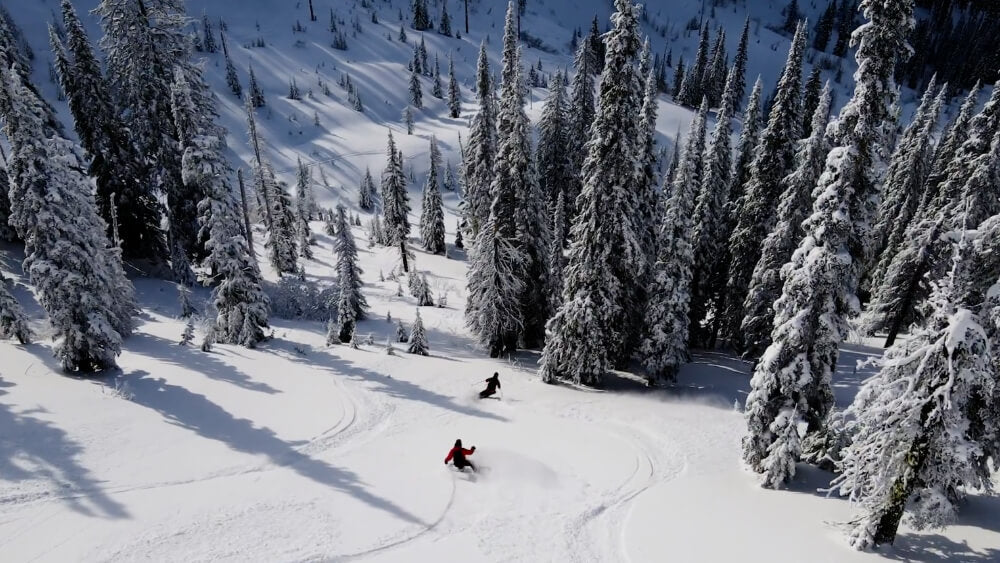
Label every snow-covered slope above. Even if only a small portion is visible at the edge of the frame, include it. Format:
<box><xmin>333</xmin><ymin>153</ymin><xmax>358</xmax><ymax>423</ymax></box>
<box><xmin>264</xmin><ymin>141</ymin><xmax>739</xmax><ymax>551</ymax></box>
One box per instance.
<box><xmin>2</xmin><ymin>0</ymin><xmax>998</xmax><ymax>561</ymax></box>
<box><xmin>3</xmin><ymin>223</ymin><xmax>999</xmax><ymax>561</ymax></box>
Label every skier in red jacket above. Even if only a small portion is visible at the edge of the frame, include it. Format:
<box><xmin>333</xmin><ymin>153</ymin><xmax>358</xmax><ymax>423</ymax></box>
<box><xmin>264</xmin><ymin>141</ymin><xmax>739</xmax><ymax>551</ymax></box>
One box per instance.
<box><xmin>444</xmin><ymin>439</ymin><xmax>476</xmax><ymax>472</ymax></box>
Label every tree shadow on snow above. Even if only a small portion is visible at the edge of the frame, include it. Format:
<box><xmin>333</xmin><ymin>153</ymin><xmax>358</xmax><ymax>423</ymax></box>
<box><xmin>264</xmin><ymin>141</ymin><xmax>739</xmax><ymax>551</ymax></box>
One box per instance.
<box><xmin>0</xmin><ymin>377</ymin><xmax>130</xmax><ymax>519</ymax></box>
<box><xmin>264</xmin><ymin>339</ymin><xmax>508</xmax><ymax>422</ymax></box>
<box><xmin>882</xmin><ymin>533</ymin><xmax>1000</xmax><ymax>562</ymax></box>
<box><xmin>123</xmin><ymin>370</ymin><xmax>425</xmax><ymax>526</ymax></box>
<box><xmin>127</xmin><ymin>332</ymin><xmax>281</xmax><ymax>395</ymax></box>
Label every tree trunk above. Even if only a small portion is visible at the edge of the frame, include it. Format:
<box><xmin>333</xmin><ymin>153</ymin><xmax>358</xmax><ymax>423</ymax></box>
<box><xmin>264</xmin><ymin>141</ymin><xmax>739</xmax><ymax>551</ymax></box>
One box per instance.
<box><xmin>308</xmin><ymin>0</ymin><xmax>316</xmax><ymax>21</ymax></box>
<box><xmin>465</xmin><ymin>0</ymin><xmax>469</xmax><ymax>33</ymax></box>
<box><xmin>237</xmin><ymin>168</ymin><xmax>256</xmax><ymax>259</ymax></box>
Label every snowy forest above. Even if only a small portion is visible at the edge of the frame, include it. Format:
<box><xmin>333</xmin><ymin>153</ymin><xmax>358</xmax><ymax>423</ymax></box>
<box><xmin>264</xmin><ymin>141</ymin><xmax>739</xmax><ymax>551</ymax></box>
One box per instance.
<box><xmin>1</xmin><ymin>0</ymin><xmax>999</xmax><ymax>560</ymax></box>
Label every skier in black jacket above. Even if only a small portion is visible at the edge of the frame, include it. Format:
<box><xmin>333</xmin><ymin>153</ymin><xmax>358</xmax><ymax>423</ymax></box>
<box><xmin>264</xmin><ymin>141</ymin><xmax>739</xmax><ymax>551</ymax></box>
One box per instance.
<box><xmin>479</xmin><ymin>372</ymin><xmax>501</xmax><ymax>399</ymax></box>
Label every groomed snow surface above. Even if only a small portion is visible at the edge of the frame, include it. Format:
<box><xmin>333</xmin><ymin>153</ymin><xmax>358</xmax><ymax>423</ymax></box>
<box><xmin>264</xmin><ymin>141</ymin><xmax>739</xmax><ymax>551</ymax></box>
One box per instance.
<box><xmin>2</xmin><ymin>228</ymin><xmax>998</xmax><ymax>563</ymax></box>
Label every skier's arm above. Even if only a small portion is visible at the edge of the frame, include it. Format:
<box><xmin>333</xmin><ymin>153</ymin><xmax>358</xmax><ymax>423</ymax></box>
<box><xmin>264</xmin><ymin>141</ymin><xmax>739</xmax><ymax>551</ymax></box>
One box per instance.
<box><xmin>444</xmin><ymin>449</ymin><xmax>454</xmax><ymax>463</ymax></box>
<box><xmin>463</xmin><ymin>447</ymin><xmax>475</xmax><ymax>455</ymax></box>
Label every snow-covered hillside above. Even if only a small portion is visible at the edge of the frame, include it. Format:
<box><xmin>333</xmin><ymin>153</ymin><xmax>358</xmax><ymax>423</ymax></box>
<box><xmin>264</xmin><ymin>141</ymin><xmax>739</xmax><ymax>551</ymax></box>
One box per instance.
<box><xmin>4</xmin><ymin>226</ymin><xmax>999</xmax><ymax>561</ymax></box>
<box><xmin>2</xmin><ymin>0</ymin><xmax>999</xmax><ymax>561</ymax></box>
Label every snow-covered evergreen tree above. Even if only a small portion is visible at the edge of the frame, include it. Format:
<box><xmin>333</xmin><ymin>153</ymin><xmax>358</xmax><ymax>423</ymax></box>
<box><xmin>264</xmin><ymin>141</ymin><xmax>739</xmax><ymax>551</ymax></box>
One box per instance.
<box><xmin>868</xmin><ymin>77</ymin><xmax>944</xmax><ymax>274</ymax></box>
<box><xmin>730</xmin><ymin>18</ymin><xmax>750</xmax><ymax>111</ymax></box>
<box><xmin>246</xmin><ymin>99</ymin><xmax>297</xmax><ymax>274</ymax></box>
<box><xmin>221</xmin><ymin>32</ymin><xmax>242</xmax><ymax>98</ymax></box>
<box><xmin>722</xmin><ymin>23</ymin><xmax>807</xmax><ymax>352</ymax></box>
<box><xmin>463</xmin><ymin>40</ymin><xmax>496</xmax><ymax>237</ymax></box>
<box><xmin>439</xmin><ymin>1</ymin><xmax>452</xmax><ymax>36</ymax></box>
<box><xmin>409</xmin><ymin>64</ymin><xmax>423</xmax><ymax>108</ymax></box>
<box><xmin>741</xmin><ymin>83</ymin><xmax>833</xmax><ymax>358</ymax></box>
<box><xmin>566</xmin><ymin>39</ymin><xmax>596</xmax><ymax>223</ymax></box>
<box><xmin>381</xmin><ymin>130</ymin><xmax>411</xmax><ymax>245</ymax></box>
<box><xmin>359</xmin><ymin>166</ymin><xmax>375</xmax><ymax>211</ymax></box>
<box><xmin>743</xmin><ymin>0</ymin><xmax>914</xmax><ymax>487</ymax></box>
<box><xmin>547</xmin><ymin>191</ymin><xmax>567</xmax><ymax>311</ymax></box>
<box><xmin>333</xmin><ymin>205</ymin><xmax>367</xmax><ymax>343</ymax></box>
<box><xmin>702</xmin><ymin>29</ymin><xmax>727</xmax><ymax>108</ymax></box>
<box><xmin>676</xmin><ymin>23</ymin><xmax>709</xmax><ymax>107</ymax></box>
<box><xmin>688</xmin><ymin>64</ymin><xmax>740</xmax><ymax>347</ymax></box>
<box><xmin>248</xmin><ymin>62</ymin><xmax>265</xmax><ymax>107</ymax></box>
<box><xmin>800</xmin><ymin>68</ymin><xmax>824</xmax><ymax>138</ymax></box>
<box><xmin>97</xmin><ymin>0</ymin><xmax>202</xmax><ymax>280</ymax></box>
<box><xmin>407</xmin><ymin>309</ymin><xmax>429</xmax><ymax>355</ymax></box>
<box><xmin>53</xmin><ymin>0</ymin><xmax>165</xmax><ymax>263</ymax></box>
<box><xmin>294</xmin><ymin>158</ymin><xmax>315</xmax><ymax>260</ymax></box>
<box><xmin>730</xmin><ymin>77</ymin><xmax>764</xmax><ymax>207</ymax></box>
<box><xmin>184</xmin><ymin>113</ymin><xmax>270</xmax><ymax>348</ymax></box>
<box><xmin>447</xmin><ymin>53</ymin><xmax>461</xmax><ymax>118</ymax></box>
<box><xmin>635</xmin><ymin>44</ymin><xmax>661</xmax><ymax>271</ymax></box>
<box><xmin>536</xmin><ymin>71</ymin><xmax>572</xmax><ymax>207</ymax></box>
<box><xmin>420</xmin><ymin>140</ymin><xmax>447</xmax><ymax>255</ymax></box>
<box><xmin>867</xmin><ymin>81</ymin><xmax>1000</xmax><ymax>345</ymax></box>
<box><xmin>0</xmin><ymin>273</ymin><xmax>30</xmax><ymax>344</ymax></box>
<box><xmin>3</xmin><ymin>68</ymin><xmax>136</xmax><ymax>371</ymax></box>
<box><xmin>539</xmin><ymin>0</ymin><xmax>645</xmax><ymax>386</ymax></box>
<box><xmin>833</xmin><ymin>240</ymin><xmax>997</xmax><ymax>549</ymax></box>
<box><xmin>639</xmin><ymin>99</ymin><xmax>708</xmax><ymax>384</ymax></box>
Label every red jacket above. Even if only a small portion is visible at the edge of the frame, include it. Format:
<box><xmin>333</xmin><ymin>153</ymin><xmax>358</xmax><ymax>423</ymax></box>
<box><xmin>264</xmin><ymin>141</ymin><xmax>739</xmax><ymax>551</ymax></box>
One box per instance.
<box><xmin>445</xmin><ymin>446</ymin><xmax>475</xmax><ymax>463</ymax></box>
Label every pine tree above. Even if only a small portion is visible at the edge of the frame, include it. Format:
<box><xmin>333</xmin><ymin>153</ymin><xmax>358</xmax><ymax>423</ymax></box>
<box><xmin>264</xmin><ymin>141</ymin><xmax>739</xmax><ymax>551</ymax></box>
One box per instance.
<box><xmin>867</xmin><ymin>81</ymin><xmax>1000</xmax><ymax>346</ymax></box>
<box><xmin>295</xmin><ymin>158</ymin><xmax>315</xmax><ymax>260</ymax></box>
<box><xmin>566</xmin><ymin>39</ymin><xmax>597</xmax><ymax>223</ymax></box>
<box><xmin>439</xmin><ymin>1</ymin><xmax>452</xmax><ymax>36</ymax></box>
<box><xmin>741</xmin><ymin>84</ymin><xmax>833</xmax><ymax>358</ymax></box>
<box><xmin>447</xmin><ymin>54</ymin><xmax>461</xmax><ymax>118</ymax></box>
<box><xmin>548</xmin><ymin>191</ymin><xmax>567</xmax><ymax>310</ymax></box>
<box><xmin>3</xmin><ymin>68</ymin><xmax>136</xmax><ymax>371</ymax></box>
<box><xmin>97</xmin><ymin>0</ymin><xmax>206</xmax><ymax>279</ymax></box>
<box><xmin>201</xmin><ymin>13</ymin><xmax>217</xmax><ymax>52</ymax></box>
<box><xmin>0</xmin><ymin>273</ymin><xmax>30</xmax><ymax>344</ymax></box>
<box><xmin>381</xmin><ymin>131</ymin><xmax>411</xmax><ymax>245</ymax></box>
<box><xmin>689</xmin><ymin>64</ymin><xmax>741</xmax><ymax>347</ymax></box>
<box><xmin>413</xmin><ymin>0</ymin><xmax>432</xmax><ymax>31</ymax></box>
<box><xmin>246</xmin><ymin>99</ymin><xmax>297</xmax><ymax>274</ymax></box>
<box><xmin>407</xmin><ymin>309</ymin><xmax>429</xmax><ymax>354</ymax></box>
<box><xmin>731</xmin><ymin>77</ymin><xmax>764</xmax><ymax>209</ymax></box>
<box><xmin>586</xmin><ymin>15</ymin><xmax>606</xmax><ymax>73</ymax></box>
<box><xmin>466</xmin><ymin>217</ymin><xmax>525</xmax><ymax>357</ymax></box>
<box><xmin>221</xmin><ymin>32</ymin><xmax>242</xmax><ymax>98</ymax></box>
<box><xmin>671</xmin><ymin>56</ymin><xmax>685</xmax><ymax>98</ymax></box>
<box><xmin>677</xmin><ymin>23</ymin><xmax>709</xmax><ymax>106</ymax></box>
<box><xmin>409</xmin><ymin>65</ymin><xmax>423</xmax><ymax>108</ymax></box>
<box><xmin>491</xmin><ymin>2</ymin><xmax>549</xmax><ymax>348</ymax></box>
<box><xmin>403</xmin><ymin>105</ymin><xmax>414</xmax><ymax>134</ymax></box>
<box><xmin>0</xmin><ymin>163</ymin><xmax>14</xmax><ymax>243</ymax></box>
<box><xmin>432</xmin><ymin>56</ymin><xmax>444</xmax><ymax>99</ymax></box>
<box><xmin>743</xmin><ymin>0</ymin><xmax>914</xmax><ymax>487</ymax></box>
<box><xmin>248</xmin><ymin>62</ymin><xmax>266</xmax><ymax>107</ymax></box>
<box><xmin>868</xmin><ymin>77</ymin><xmax>944</xmax><ymax>274</ymax></box>
<box><xmin>723</xmin><ymin>23</ymin><xmax>807</xmax><ymax>352</ymax></box>
<box><xmin>540</xmin><ymin>0</ymin><xmax>644</xmax><ymax>386</ymax></box>
<box><xmin>333</xmin><ymin>205</ymin><xmax>368</xmax><ymax>343</ymax></box>
<box><xmin>814</xmin><ymin>0</ymin><xmax>837</xmax><ymax>51</ymax></box>
<box><xmin>185</xmin><ymin>114</ymin><xmax>269</xmax><ymax>348</ymax></box>
<box><xmin>833</xmin><ymin>239</ymin><xmax>996</xmax><ymax>549</ymax></box>
<box><xmin>53</xmin><ymin>0</ymin><xmax>166</xmax><ymax>264</ymax></box>
<box><xmin>833</xmin><ymin>0</ymin><xmax>855</xmax><ymax>57</ymax></box>
<box><xmin>730</xmin><ymin>18</ymin><xmax>750</xmax><ymax>111</ymax></box>
<box><xmin>463</xmin><ymin>41</ymin><xmax>496</xmax><ymax>237</ymax></box>
<box><xmin>359</xmin><ymin>166</ymin><xmax>375</xmax><ymax>211</ymax></box>
<box><xmin>536</xmin><ymin>71</ymin><xmax>572</xmax><ymax>207</ymax></box>
<box><xmin>703</xmin><ymin>29</ymin><xmax>727</xmax><ymax>108</ymax></box>
<box><xmin>639</xmin><ymin>99</ymin><xmax>708</xmax><ymax>384</ymax></box>
<box><xmin>800</xmin><ymin>68</ymin><xmax>824</xmax><ymax>137</ymax></box>
<box><xmin>421</xmin><ymin>140</ymin><xmax>447</xmax><ymax>254</ymax></box>
<box><xmin>783</xmin><ymin>0</ymin><xmax>801</xmax><ymax>34</ymax></box>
